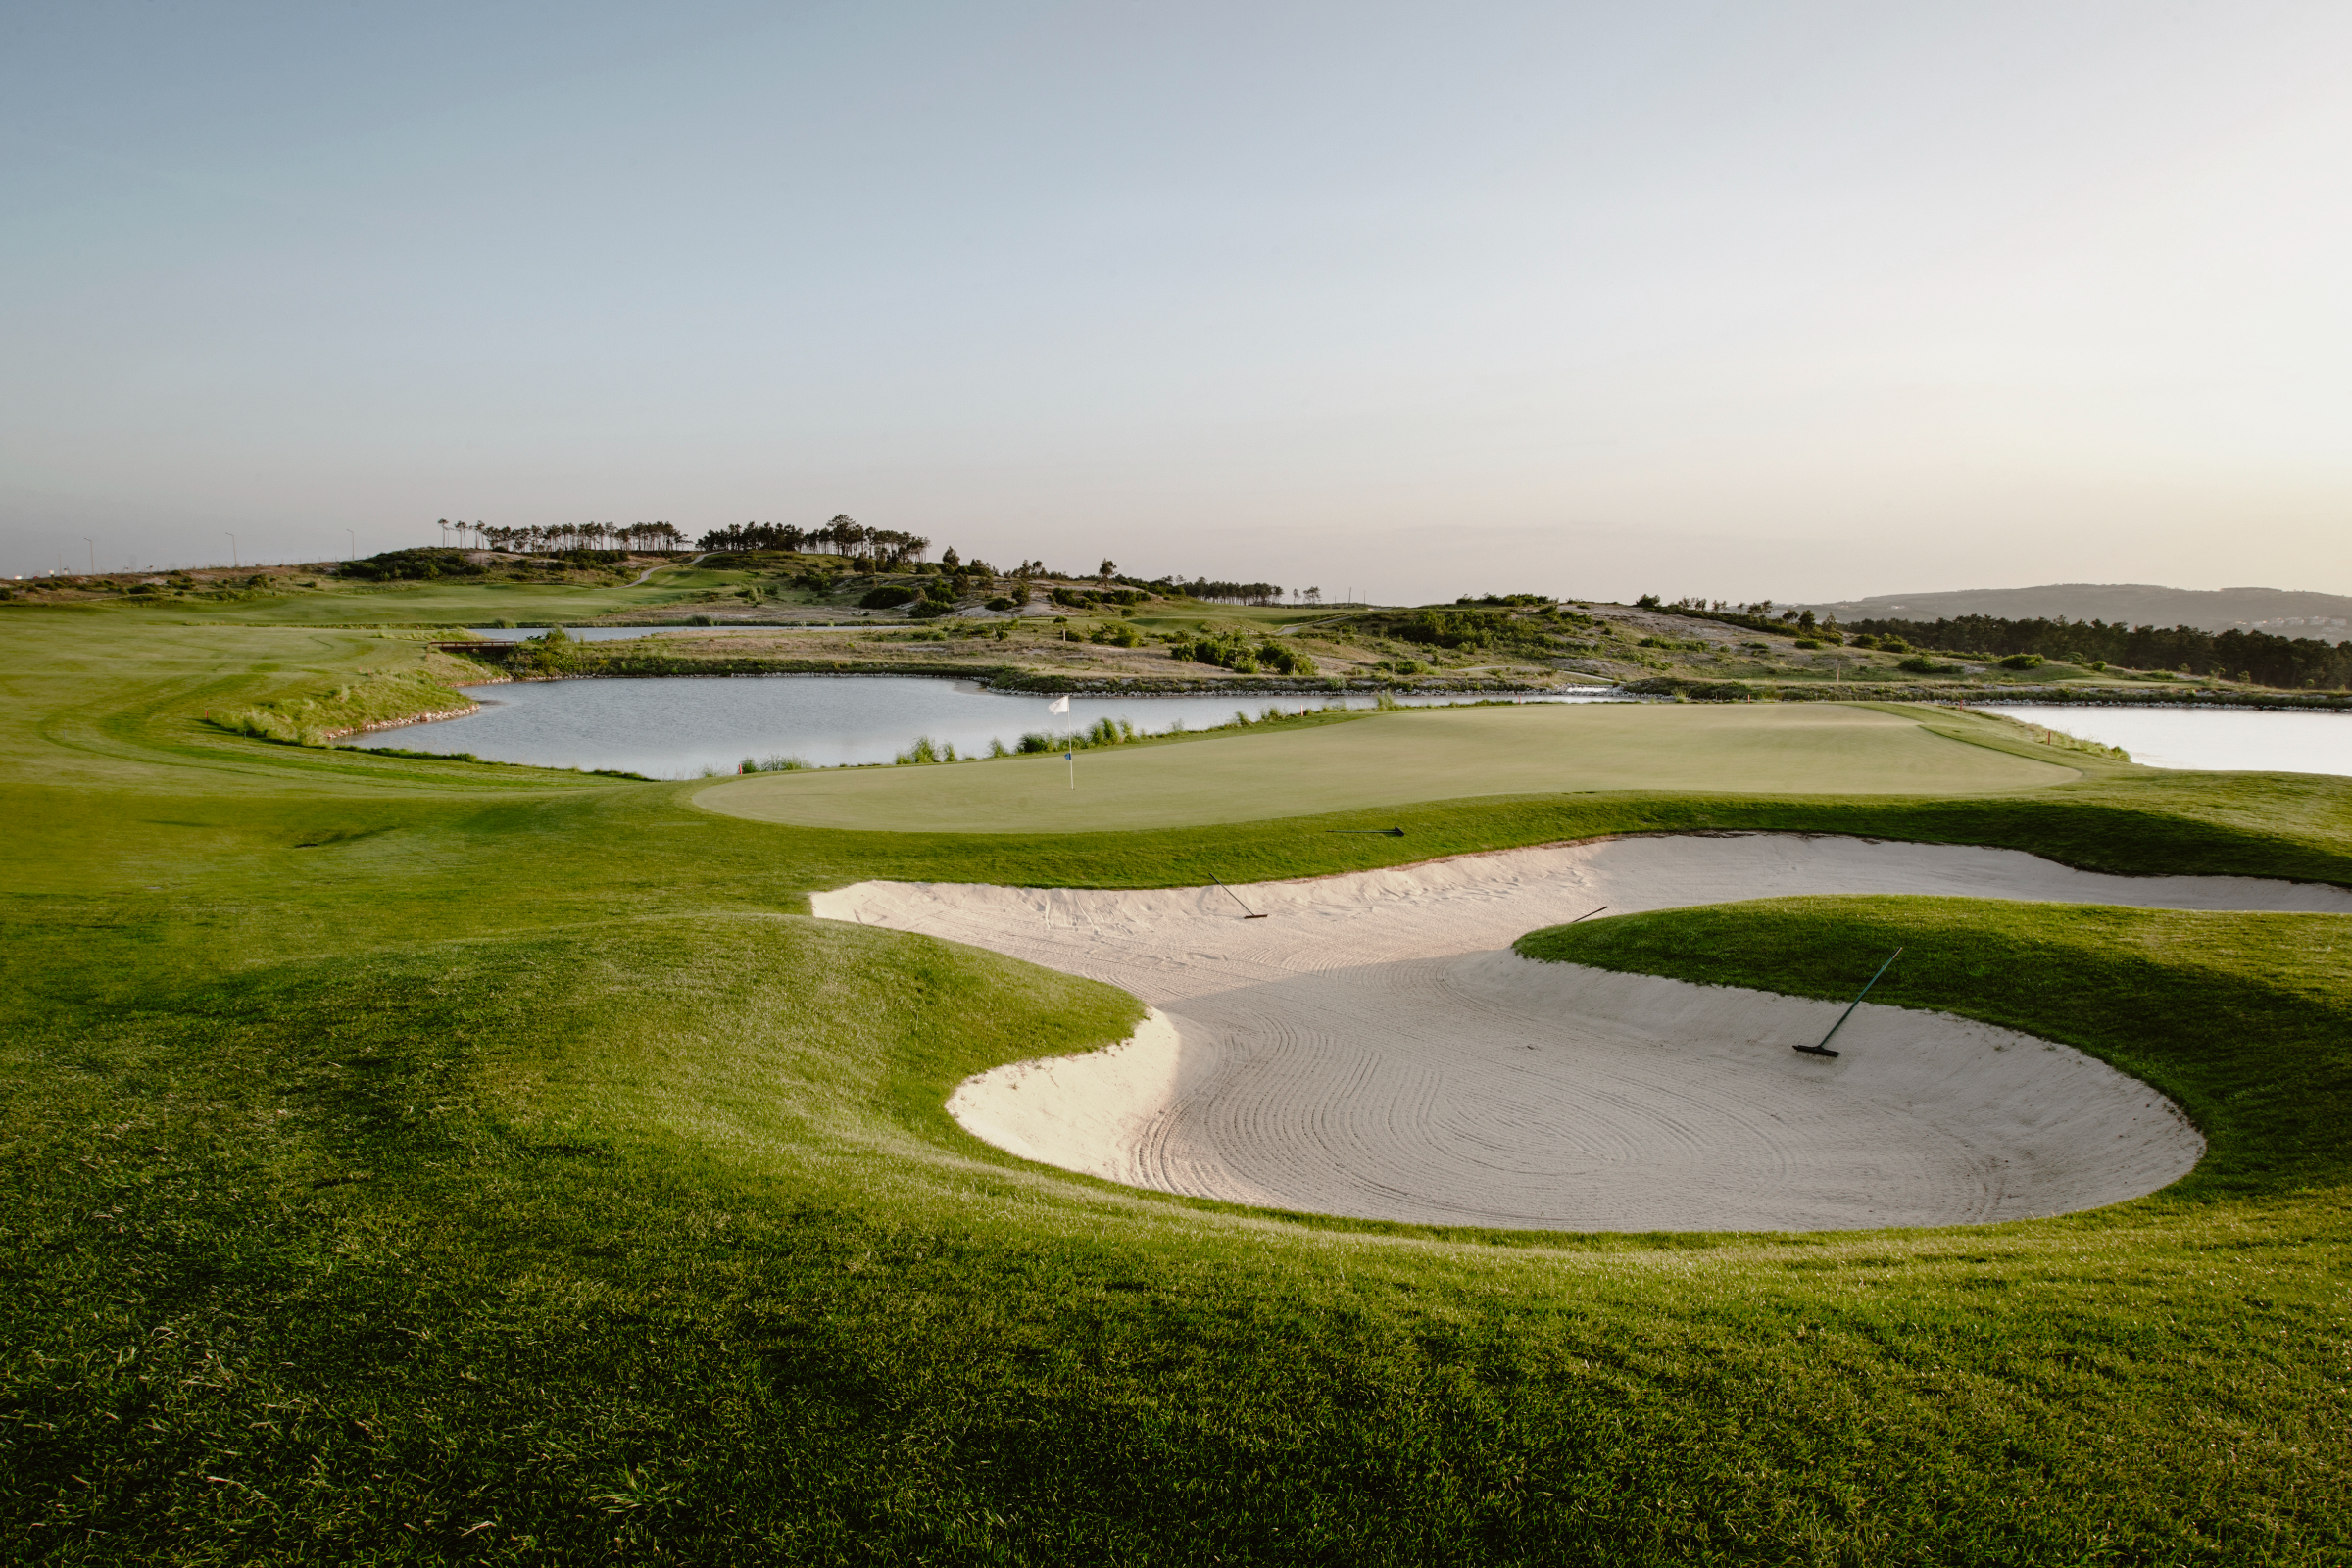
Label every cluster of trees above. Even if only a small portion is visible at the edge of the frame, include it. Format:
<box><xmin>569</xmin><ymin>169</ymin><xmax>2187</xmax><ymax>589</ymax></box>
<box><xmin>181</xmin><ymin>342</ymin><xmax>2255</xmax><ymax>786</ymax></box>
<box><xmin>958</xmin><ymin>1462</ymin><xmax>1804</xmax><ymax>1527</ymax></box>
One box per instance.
<box><xmin>470</xmin><ymin>522</ymin><xmax>685</xmax><ymax>553</ymax></box>
<box><xmin>858</xmin><ymin>576</ymin><xmax>981</xmax><ymax>618</ymax></box>
<box><xmin>1392</xmin><ymin>608</ymin><xmax>1563</xmax><ymax>653</ymax></box>
<box><xmin>1170</xmin><ymin>632</ymin><xmax>1317</xmax><ymax>676</ymax></box>
<box><xmin>425</xmin><ymin>514</ymin><xmax>1357</xmax><ymax>613</ymax></box>
<box><xmin>1170</xmin><ymin>578</ymin><xmax>1286</xmax><ymax>605</ymax></box>
<box><xmin>339</xmin><ymin>548</ymin><xmax>492</xmax><ymax>582</ymax></box>
<box><xmin>1049</xmin><ymin>586</ymin><xmax>1148</xmax><ymax>610</ymax></box>
<box><xmin>695</xmin><ymin>515</ymin><xmax>932</xmax><ymax>563</ymax></box>
<box><xmin>1845</xmin><ymin>614</ymin><xmax>2352</xmax><ymax>689</ymax></box>
<box><xmin>347</xmin><ymin>547</ymin><xmax>636</xmax><ymax>581</ymax></box>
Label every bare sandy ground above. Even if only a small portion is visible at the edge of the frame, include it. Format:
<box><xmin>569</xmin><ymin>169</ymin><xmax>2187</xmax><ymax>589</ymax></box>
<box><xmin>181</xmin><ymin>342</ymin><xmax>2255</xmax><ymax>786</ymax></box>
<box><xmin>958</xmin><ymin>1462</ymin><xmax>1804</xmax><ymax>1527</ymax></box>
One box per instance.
<box><xmin>814</xmin><ymin>834</ymin><xmax>2352</xmax><ymax>1230</ymax></box>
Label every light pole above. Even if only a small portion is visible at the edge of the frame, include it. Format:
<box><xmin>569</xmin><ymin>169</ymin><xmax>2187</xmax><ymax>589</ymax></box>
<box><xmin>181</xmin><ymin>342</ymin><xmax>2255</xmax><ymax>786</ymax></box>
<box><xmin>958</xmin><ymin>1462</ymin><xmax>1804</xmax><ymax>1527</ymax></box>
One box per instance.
<box><xmin>226</xmin><ymin>533</ymin><xmax>238</xmax><ymax>568</ymax></box>
<box><xmin>82</xmin><ymin>538</ymin><xmax>94</xmax><ymax>575</ymax></box>
<box><xmin>346</xmin><ymin>528</ymin><xmax>357</xmax><ymax>561</ymax></box>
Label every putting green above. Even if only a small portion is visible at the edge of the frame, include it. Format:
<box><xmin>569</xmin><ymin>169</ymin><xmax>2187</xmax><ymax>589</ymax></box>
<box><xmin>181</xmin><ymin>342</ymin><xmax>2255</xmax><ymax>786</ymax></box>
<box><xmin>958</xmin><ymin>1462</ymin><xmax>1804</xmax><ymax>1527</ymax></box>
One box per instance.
<box><xmin>694</xmin><ymin>701</ymin><xmax>2082</xmax><ymax>833</ymax></box>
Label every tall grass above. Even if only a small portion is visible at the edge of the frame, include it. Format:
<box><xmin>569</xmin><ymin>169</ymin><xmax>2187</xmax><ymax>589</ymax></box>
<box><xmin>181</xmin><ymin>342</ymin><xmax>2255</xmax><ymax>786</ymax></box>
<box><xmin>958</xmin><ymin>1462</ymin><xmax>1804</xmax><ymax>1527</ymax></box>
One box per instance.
<box><xmin>211</xmin><ymin>667</ymin><xmax>477</xmax><ymax>745</ymax></box>
<box><xmin>895</xmin><ymin>735</ymin><xmax>957</xmax><ymax>764</ymax></box>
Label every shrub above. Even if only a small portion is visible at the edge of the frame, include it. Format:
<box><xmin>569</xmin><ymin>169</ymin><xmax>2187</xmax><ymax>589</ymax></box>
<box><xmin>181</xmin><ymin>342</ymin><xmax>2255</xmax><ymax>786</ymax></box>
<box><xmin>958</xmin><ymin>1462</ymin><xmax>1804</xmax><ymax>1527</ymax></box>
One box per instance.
<box><xmin>337</xmin><ymin>548</ymin><xmax>487</xmax><ymax>582</ymax></box>
<box><xmin>1793</xmin><ymin>638</ymin><xmax>1822</xmax><ymax>650</ymax></box>
<box><xmin>1089</xmin><ymin>623</ymin><xmax>1143</xmax><ymax>648</ymax></box>
<box><xmin>894</xmin><ymin>736</ymin><xmax>956</xmax><ymax>764</ymax></box>
<box><xmin>1897</xmin><ymin>654</ymin><xmax>1961</xmax><ymax>674</ymax></box>
<box><xmin>984</xmin><ymin>597</ymin><xmax>1017</xmax><ymax>612</ymax></box>
<box><xmin>859</xmin><ymin>585</ymin><xmax>918</xmax><ymax>610</ymax></box>
<box><xmin>1999</xmin><ymin>653</ymin><xmax>2046</xmax><ymax>669</ymax></box>
<box><xmin>516</xmin><ymin>627</ymin><xmax>584</xmax><ymax>674</ymax></box>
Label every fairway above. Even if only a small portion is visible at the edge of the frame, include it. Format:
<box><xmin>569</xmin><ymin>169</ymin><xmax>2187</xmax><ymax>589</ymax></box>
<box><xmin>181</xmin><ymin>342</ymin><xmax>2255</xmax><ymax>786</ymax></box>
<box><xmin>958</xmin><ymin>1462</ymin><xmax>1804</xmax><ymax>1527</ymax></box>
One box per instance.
<box><xmin>696</xmin><ymin>700</ymin><xmax>2082</xmax><ymax>832</ymax></box>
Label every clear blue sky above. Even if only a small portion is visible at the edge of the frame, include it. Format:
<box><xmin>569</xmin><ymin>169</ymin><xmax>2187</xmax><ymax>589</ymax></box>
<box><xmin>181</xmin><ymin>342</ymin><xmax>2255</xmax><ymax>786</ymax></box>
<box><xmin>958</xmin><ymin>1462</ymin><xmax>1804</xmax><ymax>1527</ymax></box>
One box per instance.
<box><xmin>5</xmin><ymin>1</ymin><xmax>2347</xmax><ymax>601</ymax></box>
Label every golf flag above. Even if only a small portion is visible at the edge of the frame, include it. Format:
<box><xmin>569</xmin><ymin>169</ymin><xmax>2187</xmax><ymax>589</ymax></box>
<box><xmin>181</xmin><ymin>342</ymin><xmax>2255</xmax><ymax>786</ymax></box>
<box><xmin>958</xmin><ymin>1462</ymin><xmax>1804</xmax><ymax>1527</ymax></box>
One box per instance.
<box><xmin>1048</xmin><ymin>695</ymin><xmax>1070</xmax><ymax>714</ymax></box>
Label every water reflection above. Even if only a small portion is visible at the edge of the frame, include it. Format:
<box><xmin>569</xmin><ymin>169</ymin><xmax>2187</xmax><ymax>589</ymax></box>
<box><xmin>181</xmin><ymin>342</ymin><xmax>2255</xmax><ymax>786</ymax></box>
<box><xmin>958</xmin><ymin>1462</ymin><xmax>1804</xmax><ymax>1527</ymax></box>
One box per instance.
<box><xmin>350</xmin><ymin>674</ymin><xmax>1621</xmax><ymax>776</ymax></box>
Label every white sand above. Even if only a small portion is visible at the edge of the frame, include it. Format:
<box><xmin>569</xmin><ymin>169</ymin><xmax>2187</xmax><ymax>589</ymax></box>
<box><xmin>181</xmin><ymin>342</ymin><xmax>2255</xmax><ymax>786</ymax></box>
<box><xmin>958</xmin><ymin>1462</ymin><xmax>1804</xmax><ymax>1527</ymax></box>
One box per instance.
<box><xmin>818</xmin><ymin>834</ymin><xmax>2352</xmax><ymax>1230</ymax></box>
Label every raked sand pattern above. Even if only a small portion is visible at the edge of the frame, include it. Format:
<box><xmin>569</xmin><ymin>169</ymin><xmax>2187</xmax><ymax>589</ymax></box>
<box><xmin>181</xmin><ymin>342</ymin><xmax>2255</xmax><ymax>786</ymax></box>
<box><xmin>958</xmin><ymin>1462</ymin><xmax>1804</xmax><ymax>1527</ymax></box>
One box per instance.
<box><xmin>813</xmin><ymin>834</ymin><xmax>2352</xmax><ymax>1230</ymax></box>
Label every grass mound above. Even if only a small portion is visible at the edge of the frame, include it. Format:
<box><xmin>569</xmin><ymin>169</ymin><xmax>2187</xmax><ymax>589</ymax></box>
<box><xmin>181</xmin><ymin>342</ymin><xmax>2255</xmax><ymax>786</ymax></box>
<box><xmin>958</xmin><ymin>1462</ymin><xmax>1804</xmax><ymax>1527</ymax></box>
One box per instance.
<box><xmin>212</xmin><ymin>666</ymin><xmax>476</xmax><ymax>745</ymax></box>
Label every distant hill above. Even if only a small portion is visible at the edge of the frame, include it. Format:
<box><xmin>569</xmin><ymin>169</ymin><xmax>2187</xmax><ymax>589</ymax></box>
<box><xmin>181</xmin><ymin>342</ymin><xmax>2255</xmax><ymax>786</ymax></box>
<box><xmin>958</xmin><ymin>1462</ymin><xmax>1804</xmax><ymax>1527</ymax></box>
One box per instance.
<box><xmin>1795</xmin><ymin>583</ymin><xmax>2352</xmax><ymax>637</ymax></box>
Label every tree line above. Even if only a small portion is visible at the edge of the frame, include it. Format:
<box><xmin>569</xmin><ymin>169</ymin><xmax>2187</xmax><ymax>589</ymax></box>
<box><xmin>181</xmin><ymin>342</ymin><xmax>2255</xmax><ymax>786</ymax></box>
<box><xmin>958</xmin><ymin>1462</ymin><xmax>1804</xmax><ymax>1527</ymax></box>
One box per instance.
<box><xmin>428</xmin><ymin>511</ymin><xmax>1332</xmax><ymax>608</ymax></box>
<box><xmin>697</xmin><ymin>515</ymin><xmax>932</xmax><ymax>563</ymax></box>
<box><xmin>1843</xmin><ymin>613</ymin><xmax>2352</xmax><ymax>689</ymax></box>
<box><xmin>466</xmin><ymin>521</ymin><xmax>686</xmax><ymax>553</ymax></box>
<box><xmin>1169</xmin><ymin>578</ymin><xmax>1291</xmax><ymax>605</ymax></box>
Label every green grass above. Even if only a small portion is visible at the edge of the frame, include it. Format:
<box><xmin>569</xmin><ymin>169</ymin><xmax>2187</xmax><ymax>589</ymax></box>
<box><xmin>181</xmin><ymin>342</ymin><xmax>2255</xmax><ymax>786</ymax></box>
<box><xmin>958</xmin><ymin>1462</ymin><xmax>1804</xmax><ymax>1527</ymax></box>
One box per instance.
<box><xmin>4</xmin><ymin>606</ymin><xmax>2352</xmax><ymax>1563</ymax></box>
<box><xmin>2</xmin><ymin>561</ymin><xmax>720</xmax><ymax>627</ymax></box>
<box><xmin>697</xmin><ymin>701</ymin><xmax>2086</xmax><ymax>833</ymax></box>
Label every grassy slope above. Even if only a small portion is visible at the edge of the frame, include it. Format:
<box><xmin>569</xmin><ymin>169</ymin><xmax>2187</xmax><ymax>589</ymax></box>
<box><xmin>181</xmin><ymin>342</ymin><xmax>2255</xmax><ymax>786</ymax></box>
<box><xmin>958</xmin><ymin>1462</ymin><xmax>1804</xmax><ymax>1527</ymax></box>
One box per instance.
<box><xmin>3</xmin><ymin>610</ymin><xmax>2351</xmax><ymax>1564</ymax></box>
<box><xmin>7</xmin><ymin>562</ymin><xmax>716</xmax><ymax>627</ymax></box>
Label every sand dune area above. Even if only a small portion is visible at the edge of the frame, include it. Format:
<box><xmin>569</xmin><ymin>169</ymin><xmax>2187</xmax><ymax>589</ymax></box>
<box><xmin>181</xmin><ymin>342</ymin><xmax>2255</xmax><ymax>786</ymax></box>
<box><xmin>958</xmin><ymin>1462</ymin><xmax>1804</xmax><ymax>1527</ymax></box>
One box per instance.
<box><xmin>813</xmin><ymin>835</ymin><xmax>2352</xmax><ymax>1230</ymax></box>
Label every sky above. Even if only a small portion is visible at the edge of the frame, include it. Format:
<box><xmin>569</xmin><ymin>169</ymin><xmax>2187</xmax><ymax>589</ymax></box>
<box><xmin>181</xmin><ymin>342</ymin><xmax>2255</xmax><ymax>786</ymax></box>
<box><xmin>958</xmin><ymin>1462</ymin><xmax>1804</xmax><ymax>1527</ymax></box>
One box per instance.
<box><xmin>3</xmin><ymin>1</ymin><xmax>2348</xmax><ymax>602</ymax></box>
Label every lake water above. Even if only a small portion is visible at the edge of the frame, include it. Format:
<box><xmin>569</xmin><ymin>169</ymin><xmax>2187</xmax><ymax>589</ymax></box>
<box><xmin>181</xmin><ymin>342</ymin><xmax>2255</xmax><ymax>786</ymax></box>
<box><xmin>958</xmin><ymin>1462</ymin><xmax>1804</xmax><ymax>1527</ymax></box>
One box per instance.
<box><xmin>351</xmin><ymin>674</ymin><xmax>1621</xmax><ymax>776</ymax></box>
<box><xmin>460</xmin><ymin>624</ymin><xmax>858</xmax><ymax>641</ymax></box>
<box><xmin>1995</xmin><ymin>703</ymin><xmax>2352</xmax><ymax>776</ymax></box>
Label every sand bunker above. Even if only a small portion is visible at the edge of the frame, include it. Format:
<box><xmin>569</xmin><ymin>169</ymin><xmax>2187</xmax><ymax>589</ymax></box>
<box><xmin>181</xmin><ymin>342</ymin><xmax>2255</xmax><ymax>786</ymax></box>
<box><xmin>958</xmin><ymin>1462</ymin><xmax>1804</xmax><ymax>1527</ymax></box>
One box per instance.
<box><xmin>816</xmin><ymin>834</ymin><xmax>2352</xmax><ymax>1230</ymax></box>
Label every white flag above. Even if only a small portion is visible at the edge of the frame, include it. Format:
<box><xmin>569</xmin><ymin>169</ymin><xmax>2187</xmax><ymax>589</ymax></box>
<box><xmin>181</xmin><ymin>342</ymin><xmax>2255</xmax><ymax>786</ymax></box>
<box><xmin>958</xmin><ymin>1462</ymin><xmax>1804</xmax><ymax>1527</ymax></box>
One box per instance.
<box><xmin>1048</xmin><ymin>695</ymin><xmax>1070</xmax><ymax>714</ymax></box>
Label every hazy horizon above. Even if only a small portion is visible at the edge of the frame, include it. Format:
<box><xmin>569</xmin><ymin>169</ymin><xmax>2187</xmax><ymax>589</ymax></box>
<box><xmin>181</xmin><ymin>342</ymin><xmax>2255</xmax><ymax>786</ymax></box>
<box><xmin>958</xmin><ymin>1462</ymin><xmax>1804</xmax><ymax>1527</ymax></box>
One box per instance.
<box><xmin>6</xmin><ymin>2</ymin><xmax>2348</xmax><ymax>602</ymax></box>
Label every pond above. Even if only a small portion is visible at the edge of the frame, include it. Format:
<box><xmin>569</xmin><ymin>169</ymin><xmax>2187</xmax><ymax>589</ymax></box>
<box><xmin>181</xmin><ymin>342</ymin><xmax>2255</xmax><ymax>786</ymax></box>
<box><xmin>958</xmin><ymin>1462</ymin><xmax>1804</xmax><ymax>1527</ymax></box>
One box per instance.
<box><xmin>350</xmin><ymin>675</ymin><xmax>1622</xmax><ymax>776</ymax></box>
<box><xmin>1994</xmin><ymin>703</ymin><xmax>2352</xmax><ymax>777</ymax></box>
<box><xmin>459</xmin><ymin>624</ymin><xmax>859</xmax><ymax>641</ymax></box>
